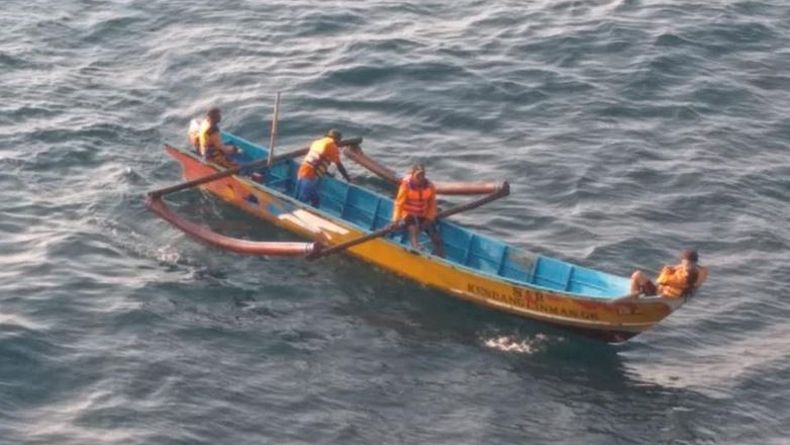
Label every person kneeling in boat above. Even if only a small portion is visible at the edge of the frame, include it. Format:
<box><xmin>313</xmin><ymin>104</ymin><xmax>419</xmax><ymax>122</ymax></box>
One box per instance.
<box><xmin>188</xmin><ymin>108</ymin><xmax>239</xmax><ymax>168</ymax></box>
<box><xmin>388</xmin><ymin>164</ymin><xmax>445</xmax><ymax>257</ymax></box>
<box><xmin>629</xmin><ymin>249</ymin><xmax>708</xmax><ymax>298</ymax></box>
<box><xmin>295</xmin><ymin>129</ymin><xmax>353</xmax><ymax>207</ymax></box>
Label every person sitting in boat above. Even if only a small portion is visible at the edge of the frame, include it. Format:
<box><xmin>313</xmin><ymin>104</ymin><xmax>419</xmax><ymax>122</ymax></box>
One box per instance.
<box><xmin>188</xmin><ymin>108</ymin><xmax>239</xmax><ymax>167</ymax></box>
<box><xmin>295</xmin><ymin>129</ymin><xmax>353</xmax><ymax>206</ymax></box>
<box><xmin>388</xmin><ymin>163</ymin><xmax>445</xmax><ymax>257</ymax></box>
<box><xmin>629</xmin><ymin>249</ymin><xmax>708</xmax><ymax>298</ymax></box>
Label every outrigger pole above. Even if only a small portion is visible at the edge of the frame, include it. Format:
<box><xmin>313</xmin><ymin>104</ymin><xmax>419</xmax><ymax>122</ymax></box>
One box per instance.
<box><xmin>146</xmin><ymin>195</ymin><xmax>319</xmax><ymax>256</ymax></box>
<box><xmin>343</xmin><ymin>144</ymin><xmax>501</xmax><ymax>196</ymax></box>
<box><xmin>147</xmin><ymin>138</ymin><xmax>362</xmax><ymax>199</ymax></box>
<box><xmin>147</xmin><ymin>145</ymin><xmax>308</xmax><ymax>199</ymax></box>
<box><xmin>306</xmin><ymin>181</ymin><xmax>510</xmax><ymax>260</ymax></box>
<box><xmin>145</xmin><ymin>143</ymin><xmax>315</xmax><ymax>257</ymax></box>
<box><xmin>145</xmin><ymin>138</ymin><xmax>360</xmax><ymax>257</ymax></box>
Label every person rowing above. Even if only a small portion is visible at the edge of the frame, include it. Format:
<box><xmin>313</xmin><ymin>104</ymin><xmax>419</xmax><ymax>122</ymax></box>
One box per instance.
<box><xmin>295</xmin><ymin>129</ymin><xmax>353</xmax><ymax>206</ymax></box>
<box><xmin>388</xmin><ymin>163</ymin><xmax>445</xmax><ymax>257</ymax></box>
<box><xmin>629</xmin><ymin>249</ymin><xmax>708</xmax><ymax>298</ymax></box>
<box><xmin>188</xmin><ymin>108</ymin><xmax>239</xmax><ymax>168</ymax></box>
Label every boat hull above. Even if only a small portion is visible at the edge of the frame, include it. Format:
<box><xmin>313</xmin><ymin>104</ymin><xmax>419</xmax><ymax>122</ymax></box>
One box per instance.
<box><xmin>163</xmin><ymin>145</ymin><xmax>680</xmax><ymax>342</ymax></box>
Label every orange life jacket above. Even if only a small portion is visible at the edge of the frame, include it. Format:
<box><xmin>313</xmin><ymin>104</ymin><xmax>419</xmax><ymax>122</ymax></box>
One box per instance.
<box><xmin>657</xmin><ymin>265</ymin><xmax>706</xmax><ymax>298</ymax></box>
<box><xmin>301</xmin><ymin>137</ymin><xmax>337</xmax><ymax>178</ymax></box>
<box><xmin>401</xmin><ymin>177</ymin><xmax>435</xmax><ymax>218</ymax></box>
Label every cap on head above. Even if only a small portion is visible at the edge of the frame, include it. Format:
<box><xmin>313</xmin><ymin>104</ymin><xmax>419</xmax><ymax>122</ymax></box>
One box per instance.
<box><xmin>326</xmin><ymin>129</ymin><xmax>342</xmax><ymax>141</ymax></box>
<box><xmin>681</xmin><ymin>249</ymin><xmax>699</xmax><ymax>263</ymax></box>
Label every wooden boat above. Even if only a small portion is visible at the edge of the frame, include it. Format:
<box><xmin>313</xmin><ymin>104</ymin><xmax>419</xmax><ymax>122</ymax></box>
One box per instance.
<box><xmin>150</xmin><ymin>133</ymin><xmax>687</xmax><ymax>342</ymax></box>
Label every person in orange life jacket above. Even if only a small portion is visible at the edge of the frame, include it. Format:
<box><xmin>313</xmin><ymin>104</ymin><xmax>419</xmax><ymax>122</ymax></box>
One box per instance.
<box><xmin>388</xmin><ymin>164</ymin><xmax>445</xmax><ymax>257</ymax></box>
<box><xmin>295</xmin><ymin>129</ymin><xmax>352</xmax><ymax>206</ymax></box>
<box><xmin>188</xmin><ymin>108</ymin><xmax>239</xmax><ymax>167</ymax></box>
<box><xmin>629</xmin><ymin>249</ymin><xmax>708</xmax><ymax>298</ymax></box>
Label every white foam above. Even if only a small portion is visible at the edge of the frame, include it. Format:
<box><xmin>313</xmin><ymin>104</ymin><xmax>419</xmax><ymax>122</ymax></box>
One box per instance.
<box><xmin>484</xmin><ymin>333</ymin><xmax>551</xmax><ymax>354</ymax></box>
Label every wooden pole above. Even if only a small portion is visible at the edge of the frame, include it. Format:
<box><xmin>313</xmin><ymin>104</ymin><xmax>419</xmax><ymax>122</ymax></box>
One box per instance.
<box><xmin>147</xmin><ymin>144</ymin><xmax>308</xmax><ymax>199</ymax></box>
<box><xmin>343</xmin><ymin>144</ymin><xmax>501</xmax><ymax>195</ymax></box>
<box><xmin>307</xmin><ymin>181</ymin><xmax>510</xmax><ymax>260</ymax></box>
<box><xmin>267</xmin><ymin>91</ymin><xmax>281</xmax><ymax>166</ymax></box>
<box><xmin>146</xmin><ymin>195</ymin><xmax>318</xmax><ymax>256</ymax></box>
<box><xmin>147</xmin><ymin>138</ymin><xmax>361</xmax><ymax>199</ymax></box>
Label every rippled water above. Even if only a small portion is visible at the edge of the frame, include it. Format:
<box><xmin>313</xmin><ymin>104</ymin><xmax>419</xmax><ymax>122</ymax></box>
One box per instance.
<box><xmin>1</xmin><ymin>1</ymin><xmax>789</xmax><ymax>443</ymax></box>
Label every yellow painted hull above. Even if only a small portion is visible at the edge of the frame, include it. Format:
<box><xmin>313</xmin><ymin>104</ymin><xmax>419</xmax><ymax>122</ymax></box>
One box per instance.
<box><xmin>167</xmin><ymin>146</ymin><xmax>682</xmax><ymax>342</ymax></box>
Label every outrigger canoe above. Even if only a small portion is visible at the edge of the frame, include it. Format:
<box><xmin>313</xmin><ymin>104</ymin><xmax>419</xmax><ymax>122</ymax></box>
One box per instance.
<box><xmin>148</xmin><ymin>133</ymin><xmax>687</xmax><ymax>342</ymax></box>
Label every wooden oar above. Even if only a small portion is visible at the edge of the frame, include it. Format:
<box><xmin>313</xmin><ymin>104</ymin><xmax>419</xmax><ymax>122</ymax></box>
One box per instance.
<box><xmin>306</xmin><ymin>181</ymin><xmax>510</xmax><ymax>260</ymax></box>
<box><xmin>343</xmin><ymin>144</ymin><xmax>501</xmax><ymax>195</ymax></box>
<box><xmin>147</xmin><ymin>137</ymin><xmax>363</xmax><ymax>199</ymax></box>
<box><xmin>343</xmin><ymin>143</ymin><xmax>400</xmax><ymax>183</ymax></box>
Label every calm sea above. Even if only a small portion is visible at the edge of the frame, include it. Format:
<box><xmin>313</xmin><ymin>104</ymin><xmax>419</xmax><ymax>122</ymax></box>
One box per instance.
<box><xmin>1</xmin><ymin>1</ymin><xmax>788</xmax><ymax>443</ymax></box>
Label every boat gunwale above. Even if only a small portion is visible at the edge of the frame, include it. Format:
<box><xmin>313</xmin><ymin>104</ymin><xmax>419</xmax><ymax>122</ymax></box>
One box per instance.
<box><xmin>171</xmin><ymin>134</ymin><xmax>632</xmax><ymax>302</ymax></box>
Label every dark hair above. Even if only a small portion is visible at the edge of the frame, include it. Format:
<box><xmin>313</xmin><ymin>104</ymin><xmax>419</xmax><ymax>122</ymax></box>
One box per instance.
<box><xmin>681</xmin><ymin>249</ymin><xmax>699</xmax><ymax>263</ymax></box>
<box><xmin>326</xmin><ymin>129</ymin><xmax>342</xmax><ymax>141</ymax></box>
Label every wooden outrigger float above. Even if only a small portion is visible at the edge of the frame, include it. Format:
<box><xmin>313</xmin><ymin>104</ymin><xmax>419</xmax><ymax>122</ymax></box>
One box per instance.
<box><xmin>147</xmin><ymin>133</ymin><xmax>688</xmax><ymax>343</ymax></box>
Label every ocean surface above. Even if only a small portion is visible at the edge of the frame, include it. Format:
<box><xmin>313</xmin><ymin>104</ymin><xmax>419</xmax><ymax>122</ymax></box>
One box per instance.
<box><xmin>1</xmin><ymin>1</ymin><xmax>789</xmax><ymax>443</ymax></box>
